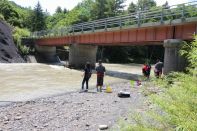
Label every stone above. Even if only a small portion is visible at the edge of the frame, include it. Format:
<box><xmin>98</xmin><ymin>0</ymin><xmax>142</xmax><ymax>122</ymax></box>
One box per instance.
<box><xmin>85</xmin><ymin>123</ymin><xmax>90</xmax><ymax>127</ymax></box>
<box><xmin>43</xmin><ymin>124</ymin><xmax>48</xmax><ymax>127</ymax></box>
<box><xmin>99</xmin><ymin>125</ymin><xmax>108</xmax><ymax>130</ymax></box>
<box><xmin>14</xmin><ymin>116</ymin><xmax>22</xmax><ymax>120</ymax></box>
<box><xmin>3</xmin><ymin>121</ymin><xmax>9</xmax><ymax>124</ymax></box>
<box><xmin>4</xmin><ymin>116</ymin><xmax>9</xmax><ymax>121</ymax></box>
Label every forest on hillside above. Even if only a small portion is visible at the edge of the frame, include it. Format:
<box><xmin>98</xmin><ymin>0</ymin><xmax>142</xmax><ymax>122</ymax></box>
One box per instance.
<box><xmin>0</xmin><ymin>0</ymin><xmax>196</xmax><ymax>63</ymax></box>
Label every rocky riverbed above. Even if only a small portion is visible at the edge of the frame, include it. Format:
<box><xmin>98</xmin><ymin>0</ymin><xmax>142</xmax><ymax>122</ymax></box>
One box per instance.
<box><xmin>0</xmin><ymin>82</ymin><xmax>148</xmax><ymax>131</ymax></box>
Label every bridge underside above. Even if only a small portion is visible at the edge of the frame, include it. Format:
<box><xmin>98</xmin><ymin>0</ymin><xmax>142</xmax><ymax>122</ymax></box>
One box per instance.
<box><xmin>35</xmin><ymin>22</ymin><xmax>196</xmax><ymax>46</ymax></box>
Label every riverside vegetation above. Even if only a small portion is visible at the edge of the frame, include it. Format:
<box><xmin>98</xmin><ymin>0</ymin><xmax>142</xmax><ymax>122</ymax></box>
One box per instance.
<box><xmin>118</xmin><ymin>36</ymin><xmax>197</xmax><ymax>130</ymax></box>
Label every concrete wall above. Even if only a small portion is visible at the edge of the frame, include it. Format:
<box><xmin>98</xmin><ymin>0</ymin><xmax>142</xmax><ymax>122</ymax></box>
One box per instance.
<box><xmin>35</xmin><ymin>45</ymin><xmax>59</xmax><ymax>63</ymax></box>
<box><xmin>69</xmin><ymin>44</ymin><xmax>98</xmax><ymax>68</ymax></box>
<box><xmin>163</xmin><ymin>39</ymin><xmax>186</xmax><ymax>74</ymax></box>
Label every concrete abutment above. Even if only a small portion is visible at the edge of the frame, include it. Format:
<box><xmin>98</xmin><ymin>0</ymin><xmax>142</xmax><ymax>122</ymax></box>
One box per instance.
<box><xmin>163</xmin><ymin>39</ymin><xmax>186</xmax><ymax>74</ymax></box>
<box><xmin>69</xmin><ymin>44</ymin><xmax>98</xmax><ymax>68</ymax></box>
<box><xmin>35</xmin><ymin>45</ymin><xmax>60</xmax><ymax>63</ymax></box>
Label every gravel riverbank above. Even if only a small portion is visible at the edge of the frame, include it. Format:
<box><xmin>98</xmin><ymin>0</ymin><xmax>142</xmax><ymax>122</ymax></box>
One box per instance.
<box><xmin>0</xmin><ymin>82</ymin><xmax>148</xmax><ymax>131</ymax></box>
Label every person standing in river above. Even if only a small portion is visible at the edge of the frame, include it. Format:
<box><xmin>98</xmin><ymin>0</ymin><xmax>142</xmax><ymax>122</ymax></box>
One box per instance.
<box><xmin>96</xmin><ymin>60</ymin><xmax>106</xmax><ymax>92</ymax></box>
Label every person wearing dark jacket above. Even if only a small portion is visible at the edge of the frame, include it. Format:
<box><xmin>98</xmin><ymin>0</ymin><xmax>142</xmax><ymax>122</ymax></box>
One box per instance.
<box><xmin>81</xmin><ymin>62</ymin><xmax>92</xmax><ymax>91</ymax></box>
<box><xmin>154</xmin><ymin>59</ymin><xmax>163</xmax><ymax>78</ymax></box>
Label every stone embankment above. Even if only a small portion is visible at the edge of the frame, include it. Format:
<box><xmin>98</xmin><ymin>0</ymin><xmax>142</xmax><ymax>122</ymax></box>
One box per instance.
<box><xmin>0</xmin><ymin>20</ymin><xmax>24</xmax><ymax>63</ymax></box>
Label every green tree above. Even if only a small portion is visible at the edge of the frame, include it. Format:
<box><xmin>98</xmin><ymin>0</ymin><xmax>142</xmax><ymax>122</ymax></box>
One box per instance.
<box><xmin>105</xmin><ymin>0</ymin><xmax>126</xmax><ymax>17</ymax></box>
<box><xmin>30</xmin><ymin>2</ymin><xmax>46</xmax><ymax>31</ymax></box>
<box><xmin>56</xmin><ymin>6</ymin><xmax>62</xmax><ymax>13</ymax></box>
<box><xmin>162</xmin><ymin>1</ymin><xmax>169</xmax><ymax>9</ymax></box>
<box><xmin>51</xmin><ymin>0</ymin><xmax>94</xmax><ymax>28</ymax></box>
<box><xmin>63</xmin><ymin>8</ymin><xmax>68</xmax><ymax>14</ymax></box>
<box><xmin>127</xmin><ymin>2</ymin><xmax>137</xmax><ymax>13</ymax></box>
<box><xmin>91</xmin><ymin>0</ymin><xmax>108</xmax><ymax>19</ymax></box>
<box><xmin>137</xmin><ymin>0</ymin><xmax>156</xmax><ymax>11</ymax></box>
<box><xmin>76</xmin><ymin>0</ymin><xmax>94</xmax><ymax>22</ymax></box>
<box><xmin>46</xmin><ymin>12</ymin><xmax>67</xmax><ymax>29</ymax></box>
<box><xmin>0</xmin><ymin>0</ymin><xmax>20</xmax><ymax>26</ymax></box>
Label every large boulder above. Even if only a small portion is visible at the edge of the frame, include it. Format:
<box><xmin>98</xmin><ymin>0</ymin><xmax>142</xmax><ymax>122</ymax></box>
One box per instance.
<box><xmin>0</xmin><ymin>20</ymin><xmax>24</xmax><ymax>63</ymax></box>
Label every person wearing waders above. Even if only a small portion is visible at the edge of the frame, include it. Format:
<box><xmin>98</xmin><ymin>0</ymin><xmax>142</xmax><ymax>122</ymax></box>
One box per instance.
<box><xmin>154</xmin><ymin>59</ymin><xmax>163</xmax><ymax>78</ymax></box>
<box><xmin>96</xmin><ymin>60</ymin><xmax>106</xmax><ymax>92</ymax></box>
<box><xmin>81</xmin><ymin>62</ymin><xmax>92</xmax><ymax>92</ymax></box>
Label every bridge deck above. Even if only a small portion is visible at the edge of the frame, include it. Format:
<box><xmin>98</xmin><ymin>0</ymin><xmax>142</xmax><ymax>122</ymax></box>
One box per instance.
<box><xmin>25</xmin><ymin>1</ymin><xmax>197</xmax><ymax>46</ymax></box>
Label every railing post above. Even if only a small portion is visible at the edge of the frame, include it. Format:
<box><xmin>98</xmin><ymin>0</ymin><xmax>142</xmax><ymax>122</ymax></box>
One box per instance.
<box><xmin>81</xmin><ymin>24</ymin><xmax>84</xmax><ymax>33</ymax></box>
<box><xmin>130</xmin><ymin>13</ymin><xmax>132</xmax><ymax>22</ymax></box>
<box><xmin>181</xmin><ymin>5</ymin><xmax>185</xmax><ymax>21</ymax></box>
<box><xmin>92</xmin><ymin>22</ymin><xmax>95</xmax><ymax>32</ymax></box>
<box><xmin>43</xmin><ymin>30</ymin><xmax>45</xmax><ymax>37</ymax></box>
<box><xmin>119</xmin><ymin>16</ymin><xmax>122</xmax><ymax>29</ymax></box>
<box><xmin>160</xmin><ymin>8</ymin><xmax>164</xmax><ymax>24</ymax></box>
<box><xmin>48</xmin><ymin>30</ymin><xmax>50</xmax><ymax>37</ymax></box>
<box><xmin>105</xmin><ymin>19</ymin><xmax>107</xmax><ymax>31</ymax></box>
<box><xmin>72</xmin><ymin>26</ymin><xmax>75</xmax><ymax>35</ymax></box>
<box><xmin>30</xmin><ymin>32</ymin><xmax>33</xmax><ymax>38</ymax></box>
<box><xmin>138</xmin><ymin>12</ymin><xmax>141</xmax><ymax>27</ymax></box>
<box><xmin>66</xmin><ymin>27</ymin><xmax>69</xmax><ymax>35</ymax></box>
<box><xmin>60</xmin><ymin>28</ymin><xmax>63</xmax><ymax>36</ymax></box>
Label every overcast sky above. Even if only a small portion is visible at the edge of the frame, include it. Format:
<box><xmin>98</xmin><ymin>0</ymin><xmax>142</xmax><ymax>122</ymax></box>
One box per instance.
<box><xmin>10</xmin><ymin>0</ymin><xmax>191</xmax><ymax>15</ymax></box>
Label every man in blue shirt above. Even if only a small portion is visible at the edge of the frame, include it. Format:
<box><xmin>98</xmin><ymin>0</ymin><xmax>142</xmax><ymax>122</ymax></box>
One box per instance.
<box><xmin>96</xmin><ymin>60</ymin><xmax>106</xmax><ymax>92</ymax></box>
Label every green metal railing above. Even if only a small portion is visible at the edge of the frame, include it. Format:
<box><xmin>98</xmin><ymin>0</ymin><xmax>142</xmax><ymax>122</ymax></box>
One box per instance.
<box><xmin>30</xmin><ymin>1</ymin><xmax>197</xmax><ymax>38</ymax></box>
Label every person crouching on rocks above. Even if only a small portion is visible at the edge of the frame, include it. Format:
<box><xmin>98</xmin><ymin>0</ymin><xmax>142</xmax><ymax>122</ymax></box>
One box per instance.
<box><xmin>142</xmin><ymin>63</ymin><xmax>151</xmax><ymax>79</ymax></box>
<box><xmin>81</xmin><ymin>62</ymin><xmax>92</xmax><ymax>92</ymax></box>
<box><xmin>96</xmin><ymin>60</ymin><xmax>106</xmax><ymax>92</ymax></box>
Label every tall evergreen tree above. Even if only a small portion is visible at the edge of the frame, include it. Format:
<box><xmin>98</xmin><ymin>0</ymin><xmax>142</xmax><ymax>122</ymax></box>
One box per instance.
<box><xmin>162</xmin><ymin>1</ymin><xmax>169</xmax><ymax>9</ymax></box>
<box><xmin>91</xmin><ymin>0</ymin><xmax>108</xmax><ymax>19</ymax></box>
<box><xmin>105</xmin><ymin>0</ymin><xmax>126</xmax><ymax>17</ymax></box>
<box><xmin>0</xmin><ymin>0</ymin><xmax>20</xmax><ymax>26</ymax></box>
<box><xmin>127</xmin><ymin>2</ymin><xmax>137</xmax><ymax>13</ymax></box>
<box><xmin>63</xmin><ymin>8</ymin><xmax>68</xmax><ymax>14</ymax></box>
<box><xmin>56</xmin><ymin>6</ymin><xmax>62</xmax><ymax>13</ymax></box>
<box><xmin>137</xmin><ymin>0</ymin><xmax>156</xmax><ymax>11</ymax></box>
<box><xmin>30</xmin><ymin>2</ymin><xmax>46</xmax><ymax>31</ymax></box>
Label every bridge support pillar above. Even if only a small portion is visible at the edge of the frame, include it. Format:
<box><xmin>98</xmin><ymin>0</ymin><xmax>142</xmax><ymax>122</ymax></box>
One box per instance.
<box><xmin>69</xmin><ymin>44</ymin><xmax>97</xmax><ymax>68</ymax></box>
<box><xmin>35</xmin><ymin>45</ymin><xmax>59</xmax><ymax>63</ymax></box>
<box><xmin>163</xmin><ymin>39</ymin><xmax>186</xmax><ymax>74</ymax></box>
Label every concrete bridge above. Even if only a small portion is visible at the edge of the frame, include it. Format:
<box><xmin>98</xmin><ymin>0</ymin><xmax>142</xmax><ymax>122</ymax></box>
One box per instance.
<box><xmin>23</xmin><ymin>1</ymin><xmax>197</xmax><ymax>74</ymax></box>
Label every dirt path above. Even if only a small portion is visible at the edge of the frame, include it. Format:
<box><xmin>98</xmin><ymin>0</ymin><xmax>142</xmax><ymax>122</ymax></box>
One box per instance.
<box><xmin>0</xmin><ymin>82</ymin><xmax>148</xmax><ymax>131</ymax></box>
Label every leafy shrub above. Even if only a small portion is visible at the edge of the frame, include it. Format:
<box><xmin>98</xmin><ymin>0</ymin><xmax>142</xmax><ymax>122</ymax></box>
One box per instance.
<box><xmin>12</xmin><ymin>27</ymin><xmax>30</xmax><ymax>55</ymax></box>
<box><xmin>0</xmin><ymin>13</ymin><xmax>4</xmax><ymax>20</ymax></box>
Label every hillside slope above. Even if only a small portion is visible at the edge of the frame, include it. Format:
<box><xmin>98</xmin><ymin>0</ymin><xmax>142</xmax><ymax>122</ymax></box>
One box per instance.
<box><xmin>0</xmin><ymin>20</ymin><xmax>24</xmax><ymax>63</ymax></box>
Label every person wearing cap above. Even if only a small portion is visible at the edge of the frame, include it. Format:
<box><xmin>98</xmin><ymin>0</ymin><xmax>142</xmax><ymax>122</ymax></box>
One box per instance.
<box><xmin>95</xmin><ymin>60</ymin><xmax>106</xmax><ymax>92</ymax></box>
<box><xmin>81</xmin><ymin>62</ymin><xmax>92</xmax><ymax>91</ymax></box>
<box><xmin>154</xmin><ymin>59</ymin><xmax>163</xmax><ymax>78</ymax></box>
